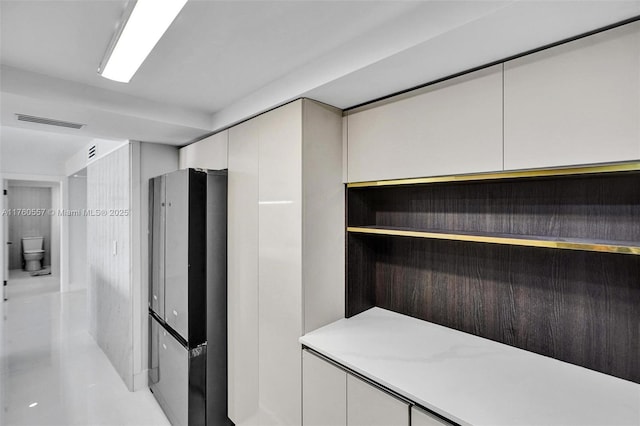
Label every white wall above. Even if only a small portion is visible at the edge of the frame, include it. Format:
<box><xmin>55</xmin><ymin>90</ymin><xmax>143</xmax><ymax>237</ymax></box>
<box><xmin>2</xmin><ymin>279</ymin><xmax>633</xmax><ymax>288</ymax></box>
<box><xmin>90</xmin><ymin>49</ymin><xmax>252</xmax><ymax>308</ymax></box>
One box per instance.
<box><xmin>1</xmin><ymin>131</ymin><xmax>69</xmax><ymax>177</ymax></box>
<box><xmin>67</xmin><ymin>174</ymin><xmax>87</xmax><ymax>290</ymax></box>
<box><xmin>1</xmin><ymin>131</ymin><xmax>127</xmax><ymax>292</ymax></box>
<box><xmin>130</xmin><ymin>141</ymin><xmax>178</xmax><ymax>390</ymax></box>
<box><xmin>1</xmin><ymin>127</ymin><xmax>70</xmax><ymax>286</ymax></box>
<box><xmin>87</xmin><ymin>144</ymin><xmax>133</xmax><ymax>390</ymax></box>
<box><xmin>65</xmin><ymin>138</ymin><xmax>129</xmax><ymax>176</ymax></box>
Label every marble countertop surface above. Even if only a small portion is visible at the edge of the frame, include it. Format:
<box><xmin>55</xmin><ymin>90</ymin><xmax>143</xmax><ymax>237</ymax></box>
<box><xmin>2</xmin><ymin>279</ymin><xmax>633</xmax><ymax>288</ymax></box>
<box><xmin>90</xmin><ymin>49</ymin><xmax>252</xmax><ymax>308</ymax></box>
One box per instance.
<box><xmin>300</xmin><ymin>307</ymin><xmax>640</xmax><ymax>426</ymax></box>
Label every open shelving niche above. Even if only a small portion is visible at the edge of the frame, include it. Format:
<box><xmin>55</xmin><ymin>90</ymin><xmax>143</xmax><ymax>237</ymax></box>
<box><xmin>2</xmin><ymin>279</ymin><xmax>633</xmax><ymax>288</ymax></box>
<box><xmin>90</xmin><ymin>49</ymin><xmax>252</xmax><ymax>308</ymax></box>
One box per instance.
<box><xmin>346</xmin><ymin>161</ymin><xmax>640</xmax><ymax>384</ymax></box>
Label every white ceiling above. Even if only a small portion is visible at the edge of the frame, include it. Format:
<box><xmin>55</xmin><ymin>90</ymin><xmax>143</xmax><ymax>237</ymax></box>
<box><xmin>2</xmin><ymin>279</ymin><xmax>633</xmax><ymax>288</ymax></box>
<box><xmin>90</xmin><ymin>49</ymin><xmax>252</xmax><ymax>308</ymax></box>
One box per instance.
<box><xmin>0</xmin><ymin>126</ymin><xmax>95</xmax><ymax>176</ymax></box>
<box><xmin>1</xmin><ymin>0</ymin><xmax>640</xmax><ymax>153</ymax></box>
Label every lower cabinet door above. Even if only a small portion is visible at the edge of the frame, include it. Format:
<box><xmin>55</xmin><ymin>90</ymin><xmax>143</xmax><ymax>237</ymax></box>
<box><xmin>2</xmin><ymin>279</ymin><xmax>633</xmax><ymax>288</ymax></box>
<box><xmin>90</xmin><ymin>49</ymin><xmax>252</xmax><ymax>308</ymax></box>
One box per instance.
<box><xmin>347</xmin><ymin>374</ymin><xmax>409</xmax><ymax>426</ymax></box>
<box><xmin>411</xmin><ymin>407</ymin><xmax>452</xmax><ymax>426</ymax></box>
<box><xmin>302</xmin><ymin>350</ymin><xmax>347</xmax><ymax>426</ymax></box>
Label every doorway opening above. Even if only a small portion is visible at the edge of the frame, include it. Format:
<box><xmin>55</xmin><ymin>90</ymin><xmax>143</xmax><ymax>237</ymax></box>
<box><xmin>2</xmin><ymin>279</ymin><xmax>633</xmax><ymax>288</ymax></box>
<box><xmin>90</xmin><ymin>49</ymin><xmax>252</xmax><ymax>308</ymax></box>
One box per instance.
<box><xmin>4</xmin><ymin>179</ymin><xmax>60</xmax><ymax>300</ymax></box>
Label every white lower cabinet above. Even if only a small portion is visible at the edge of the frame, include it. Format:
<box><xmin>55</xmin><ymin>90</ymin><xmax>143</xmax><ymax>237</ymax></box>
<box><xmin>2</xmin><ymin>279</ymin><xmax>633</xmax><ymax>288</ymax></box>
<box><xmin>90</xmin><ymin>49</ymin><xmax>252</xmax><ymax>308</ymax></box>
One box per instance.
<box><xmin>303</xmin><ymin>350</ymin><xmax>455</xmax><ymax>426</ymax></box>
<box><xmin>411</xmin><ymin>407</ymin><xmax>452</xmax><ymax>426</ymax></box>
<box><xmin>347</xmin><ymin>374</ymin><xmax>409</xmax><ymax>426</ymax></box>
<box><xmin>303</xmin><ymin>350</ymin><xmax>347</xmax><ymax>426</ymax></box>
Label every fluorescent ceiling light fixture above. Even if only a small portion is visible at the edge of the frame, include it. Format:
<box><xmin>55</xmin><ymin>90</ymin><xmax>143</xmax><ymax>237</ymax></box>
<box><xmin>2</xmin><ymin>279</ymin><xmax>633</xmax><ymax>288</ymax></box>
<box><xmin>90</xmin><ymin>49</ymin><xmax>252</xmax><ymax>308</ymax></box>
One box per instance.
<box><xmin>98</xmin><ymin>0</ymin><xmax>188</xmax><ymax>83</ymax></box>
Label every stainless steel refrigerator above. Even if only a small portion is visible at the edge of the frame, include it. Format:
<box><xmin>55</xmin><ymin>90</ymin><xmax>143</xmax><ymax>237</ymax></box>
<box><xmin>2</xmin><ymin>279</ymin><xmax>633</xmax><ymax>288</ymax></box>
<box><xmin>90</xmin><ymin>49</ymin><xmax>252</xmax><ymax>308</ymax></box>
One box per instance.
<box><xmin>148</xmin><ymin>168</ymin><xmax>232</xmax><ymax>426</ymax></box>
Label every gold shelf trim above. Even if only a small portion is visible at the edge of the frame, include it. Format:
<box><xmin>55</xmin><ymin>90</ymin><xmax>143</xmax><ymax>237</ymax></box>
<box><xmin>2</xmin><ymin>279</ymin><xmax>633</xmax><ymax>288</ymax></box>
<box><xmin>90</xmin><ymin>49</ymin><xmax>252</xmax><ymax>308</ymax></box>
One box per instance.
<box><xmin>347</xmin><ymin>227</ymin><xmax>640</xmax><ymax>255</ymax></box>
<box><xmin>347</xmin><ymin>162</ymin><xmax>640</xmax><ymax>188</ymax></box>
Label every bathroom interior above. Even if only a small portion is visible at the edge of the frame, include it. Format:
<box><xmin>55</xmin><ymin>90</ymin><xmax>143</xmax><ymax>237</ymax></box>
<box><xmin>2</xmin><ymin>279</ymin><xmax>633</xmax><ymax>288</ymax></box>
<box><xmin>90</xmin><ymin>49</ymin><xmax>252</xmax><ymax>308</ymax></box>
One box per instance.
<box><xmin>5</xmin><ymin>180</ymin><xmax>55</xmax><ymax>297</ymax></box>
<box><xmin>7</xmin><ymin>182</ymin><xmax>51</xmax><ymax>270</ymax></box>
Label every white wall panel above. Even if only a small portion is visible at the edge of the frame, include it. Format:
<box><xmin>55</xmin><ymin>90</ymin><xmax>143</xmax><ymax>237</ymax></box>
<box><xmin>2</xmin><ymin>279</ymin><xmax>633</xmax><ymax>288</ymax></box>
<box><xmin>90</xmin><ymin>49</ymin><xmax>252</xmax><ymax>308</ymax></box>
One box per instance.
<box><xmin>67</xmin><ymin>175</ymin><xmax>87</xmax><ymax>290</ymax></box>
<box><xmin>302</xmin><ymin>100</ymin><xmax>344</xmax><ymax>334</ymax></box>
<box><xmin>87</xmin><ymin>144</ymin><xmax>133</xmax><ymax>390</ymax></box>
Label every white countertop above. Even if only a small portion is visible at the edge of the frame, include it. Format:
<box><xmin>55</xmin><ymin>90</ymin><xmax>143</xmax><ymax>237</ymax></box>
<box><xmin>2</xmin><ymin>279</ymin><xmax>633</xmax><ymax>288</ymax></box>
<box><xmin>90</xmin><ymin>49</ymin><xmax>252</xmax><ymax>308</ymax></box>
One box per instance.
<box><xmin>300</xmin><ymin>307</ymin><xmax>640</xmax><ymax>426</ymax></box>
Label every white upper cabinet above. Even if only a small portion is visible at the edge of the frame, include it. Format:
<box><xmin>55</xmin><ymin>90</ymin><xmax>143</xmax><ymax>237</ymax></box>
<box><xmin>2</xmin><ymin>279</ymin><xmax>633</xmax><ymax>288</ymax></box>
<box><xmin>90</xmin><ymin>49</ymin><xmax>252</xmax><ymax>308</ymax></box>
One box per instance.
<box><xmin>346</xmin><ymin>64</ymin><xmax>503</xmax><ymax>183</ymax></box>
<box><xmin>178</xmin><ymin>130</ymin><xmax>228</xmax><ymax>170</ymax></box>
<box><xmin>504</xmin><ymin>22</ymin><xmax>640</xmax><ymax>170</ymax></box>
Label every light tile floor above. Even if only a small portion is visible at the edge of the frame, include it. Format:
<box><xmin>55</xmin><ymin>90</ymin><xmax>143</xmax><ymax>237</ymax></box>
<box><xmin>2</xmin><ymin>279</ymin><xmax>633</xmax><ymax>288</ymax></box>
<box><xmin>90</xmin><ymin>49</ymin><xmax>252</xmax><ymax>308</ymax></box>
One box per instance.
<box><xmin>0</xmin><ymin>271</ymin><xmax>170</xmax><ymax>425</ymax></box>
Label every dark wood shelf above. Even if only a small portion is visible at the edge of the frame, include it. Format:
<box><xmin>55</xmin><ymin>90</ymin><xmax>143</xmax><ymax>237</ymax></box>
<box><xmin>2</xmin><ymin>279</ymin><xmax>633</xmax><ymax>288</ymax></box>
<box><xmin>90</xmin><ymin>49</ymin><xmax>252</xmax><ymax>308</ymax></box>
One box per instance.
<box><xmin>347</xmin><ymin>226</ymin><xmax>640</xmax><ymax>255</ymax></box>
<box><xmin>346</xmin><ymin>165</ymin><xmax>640</xmax><ymax>384</ymax></box>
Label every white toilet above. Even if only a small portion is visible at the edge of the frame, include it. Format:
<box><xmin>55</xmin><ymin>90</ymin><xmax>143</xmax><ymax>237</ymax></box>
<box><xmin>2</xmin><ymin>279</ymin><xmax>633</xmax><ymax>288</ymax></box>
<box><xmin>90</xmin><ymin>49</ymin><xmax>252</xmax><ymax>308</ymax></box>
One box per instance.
<box><xmin>22</xmin><ymin>237</ymin><xmax>45</xmax><ymax>272</ymax></box>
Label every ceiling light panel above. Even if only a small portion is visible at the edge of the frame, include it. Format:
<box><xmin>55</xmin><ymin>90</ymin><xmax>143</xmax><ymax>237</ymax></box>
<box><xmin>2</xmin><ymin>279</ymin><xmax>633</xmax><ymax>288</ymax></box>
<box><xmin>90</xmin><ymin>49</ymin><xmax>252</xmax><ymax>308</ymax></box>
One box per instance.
<box><xmin>99</xmin><ymin>0</ymin><xmax>188</xmax><ymax>83</ymax></box>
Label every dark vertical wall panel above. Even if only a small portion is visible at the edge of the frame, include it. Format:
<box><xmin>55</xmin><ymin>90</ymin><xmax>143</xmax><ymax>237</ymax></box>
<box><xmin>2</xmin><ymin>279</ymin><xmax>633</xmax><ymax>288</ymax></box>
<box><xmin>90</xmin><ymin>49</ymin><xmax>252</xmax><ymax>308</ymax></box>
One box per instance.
<box><xmin>346</xmin><ymin>234</ymin><xmax>376</xmax><ymax>317</ymax></box>
<box><xmin>360</xmin><ymin>235</ymin><xmax>640</xmax><ymax>383</ymax></box>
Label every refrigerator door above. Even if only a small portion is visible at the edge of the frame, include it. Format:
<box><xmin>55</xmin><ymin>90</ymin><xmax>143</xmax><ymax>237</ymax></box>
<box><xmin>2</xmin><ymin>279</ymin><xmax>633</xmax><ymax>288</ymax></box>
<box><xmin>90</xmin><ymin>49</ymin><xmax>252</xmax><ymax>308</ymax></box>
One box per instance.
<box><xmin>150</xmin><ymin>314</ymin><xmax>188</xmax><ymax>425</ymax></box>
<box><xmin>150</xmin><ymin>176</ymin><xmax>165</xmax><ymax>318</ymax></box>
<box><xmin>164</xmin><ymin>170</ymin><xmax>190</xmax><ymax>340</ymax></box>
<box><xmin>149</xmin><ymin>314</ymin><xmax>206</xmax><ymax>426</ymax></box>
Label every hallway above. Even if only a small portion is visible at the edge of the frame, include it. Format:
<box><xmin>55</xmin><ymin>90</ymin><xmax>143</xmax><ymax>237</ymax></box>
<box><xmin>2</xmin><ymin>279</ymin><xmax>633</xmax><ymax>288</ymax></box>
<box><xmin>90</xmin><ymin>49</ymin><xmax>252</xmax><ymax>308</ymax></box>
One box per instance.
<box><xmin>0</xmin><ymin>275</ymin><xmax>170</xmax><ymax>425</ymax></box>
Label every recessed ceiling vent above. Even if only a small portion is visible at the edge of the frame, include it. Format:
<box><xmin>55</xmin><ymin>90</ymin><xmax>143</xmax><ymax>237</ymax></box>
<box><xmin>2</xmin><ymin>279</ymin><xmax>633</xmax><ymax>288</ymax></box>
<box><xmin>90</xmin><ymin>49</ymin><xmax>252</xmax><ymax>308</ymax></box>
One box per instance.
<box><xmin>15</xmin><ymin>114</ymin><xmax>85</xmax><ymax>130</ymax></box>
<box><xmin>88</xmin><ymin>145</ymin><xmax>97</xmax><ymax>160</ymax></box>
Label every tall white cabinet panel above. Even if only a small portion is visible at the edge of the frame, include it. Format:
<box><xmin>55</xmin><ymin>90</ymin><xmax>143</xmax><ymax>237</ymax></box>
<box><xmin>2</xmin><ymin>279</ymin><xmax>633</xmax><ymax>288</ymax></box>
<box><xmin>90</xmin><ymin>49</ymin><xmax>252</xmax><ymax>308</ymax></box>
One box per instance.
<box><xmin>347</xmin><ymin>375</ymin><xmax>409</xmax><ymax>426</ymax></box>
<box><xmin>504</xmin><ymin>22</ymin><xmax>640</xmax><ymax>170</ymax></box>
<box><xmin>302</xmin><ymin>350</ymin><xmax>347</xmax><ymax>426</ymax></box>
<box><xmin>227</xmin><ymin>99</ymin><xmax>344</xmax><ymax>426</ymax></box>
<box><xmin>346</xmin><ymin>65</ymin><xmax>503</xmax><ymax>183</ymax></box>
<box><xmin>258</xmin><ymin>101</ymin><xmax>304</xmax><ymax>426</ymax></box>
<box><xmin>302</xmin><ymin>100</ymin><xmax>345</xmax><ymax>334</ymax></box>
<box><xmin>411</xmin><ymin>407</ymin><xmax>451</xmax><ymax>426</ymax></box>
<box><xmin>227</xmin><ymin>118</ymin><xmax>261</xmax><ymax>425</ymax></box>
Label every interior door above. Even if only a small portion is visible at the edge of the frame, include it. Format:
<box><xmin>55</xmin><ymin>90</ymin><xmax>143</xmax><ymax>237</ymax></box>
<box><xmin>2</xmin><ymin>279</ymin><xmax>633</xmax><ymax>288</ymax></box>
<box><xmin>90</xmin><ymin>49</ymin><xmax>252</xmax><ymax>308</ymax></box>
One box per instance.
<box><xmin>164</xmin><ymin>170</ymin><xmax>189</xmax><ymax>341</ymax></box>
